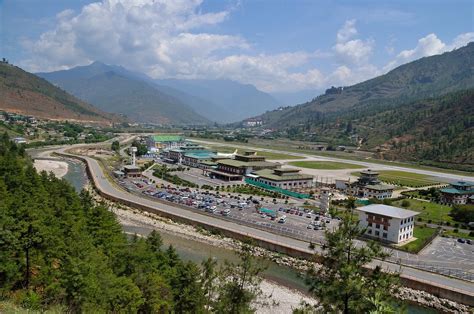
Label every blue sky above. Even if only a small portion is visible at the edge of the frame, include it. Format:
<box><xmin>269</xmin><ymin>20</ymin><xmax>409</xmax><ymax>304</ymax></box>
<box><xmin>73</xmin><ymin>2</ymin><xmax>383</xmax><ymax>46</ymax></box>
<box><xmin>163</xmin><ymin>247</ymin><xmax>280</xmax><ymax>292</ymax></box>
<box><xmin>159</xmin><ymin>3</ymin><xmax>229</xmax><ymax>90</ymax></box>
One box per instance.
<box><xmin>1</xmin><ymin>0</ymin><xmax>473</xmax><ymax>100</ymax></box>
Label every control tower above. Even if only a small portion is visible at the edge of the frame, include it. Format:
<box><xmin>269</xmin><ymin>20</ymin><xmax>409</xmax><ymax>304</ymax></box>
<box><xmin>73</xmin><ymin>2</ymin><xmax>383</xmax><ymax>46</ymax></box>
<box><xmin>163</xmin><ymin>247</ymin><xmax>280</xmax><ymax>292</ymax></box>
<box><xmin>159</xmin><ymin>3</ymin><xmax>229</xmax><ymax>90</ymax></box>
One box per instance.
<box><xmin>130</xmin><ymin>146</ymin><xmax>138</xmax><ymax>166</ymax></box>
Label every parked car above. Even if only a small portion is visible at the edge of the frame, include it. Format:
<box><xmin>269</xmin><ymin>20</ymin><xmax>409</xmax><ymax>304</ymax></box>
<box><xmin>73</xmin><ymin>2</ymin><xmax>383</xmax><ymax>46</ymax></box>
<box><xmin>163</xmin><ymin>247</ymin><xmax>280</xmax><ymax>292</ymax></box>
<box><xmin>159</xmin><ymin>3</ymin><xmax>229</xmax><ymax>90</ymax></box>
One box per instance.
<box><xmin>457</xmin><ymin>238</ymin><xmax>466</xmax><ymax>244</ymax></box>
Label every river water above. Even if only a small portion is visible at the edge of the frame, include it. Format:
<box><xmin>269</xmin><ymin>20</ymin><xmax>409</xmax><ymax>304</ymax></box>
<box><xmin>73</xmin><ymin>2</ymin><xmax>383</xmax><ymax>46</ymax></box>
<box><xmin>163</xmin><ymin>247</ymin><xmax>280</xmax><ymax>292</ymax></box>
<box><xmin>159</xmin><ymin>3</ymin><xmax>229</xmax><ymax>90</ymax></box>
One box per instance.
<box><xmin>60</xmin><ymin>158</ymin><xmax>435</xmax><ymax>313</ymax></box>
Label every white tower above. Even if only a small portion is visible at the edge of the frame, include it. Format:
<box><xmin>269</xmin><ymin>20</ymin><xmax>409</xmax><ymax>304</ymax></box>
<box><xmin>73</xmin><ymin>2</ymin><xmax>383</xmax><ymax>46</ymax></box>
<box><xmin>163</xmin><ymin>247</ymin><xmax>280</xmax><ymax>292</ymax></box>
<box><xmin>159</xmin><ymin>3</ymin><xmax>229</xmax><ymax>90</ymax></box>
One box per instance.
<box><xmin>320</xmin><ymin>187</ymin><xmax>331</xmax><ymax>214</ymax></box>
<box><xmin>131</xmin><ymin>146</ymin><xmax>138</xmax><ymax>166</ymax></box>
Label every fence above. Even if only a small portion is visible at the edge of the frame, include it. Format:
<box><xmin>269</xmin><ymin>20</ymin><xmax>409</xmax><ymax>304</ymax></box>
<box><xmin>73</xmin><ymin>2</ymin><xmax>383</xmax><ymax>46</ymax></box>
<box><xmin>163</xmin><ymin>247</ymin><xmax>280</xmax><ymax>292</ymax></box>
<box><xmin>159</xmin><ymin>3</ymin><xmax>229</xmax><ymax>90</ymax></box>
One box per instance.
<box><xmin>245</xmin><ymin>178</ymin><xmax>311</xmax><ymax>199</ymax></box>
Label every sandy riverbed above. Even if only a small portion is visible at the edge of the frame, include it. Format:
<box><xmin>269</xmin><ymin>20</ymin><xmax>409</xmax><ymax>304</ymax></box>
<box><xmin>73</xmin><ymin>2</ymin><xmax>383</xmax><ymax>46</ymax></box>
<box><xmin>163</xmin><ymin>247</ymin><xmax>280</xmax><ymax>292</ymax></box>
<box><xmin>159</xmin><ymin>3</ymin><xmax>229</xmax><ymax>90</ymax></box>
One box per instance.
<box><xmin>34</xmin><ymin>159</ymin><xmax>69</xmax><ymax>178</ymax></box>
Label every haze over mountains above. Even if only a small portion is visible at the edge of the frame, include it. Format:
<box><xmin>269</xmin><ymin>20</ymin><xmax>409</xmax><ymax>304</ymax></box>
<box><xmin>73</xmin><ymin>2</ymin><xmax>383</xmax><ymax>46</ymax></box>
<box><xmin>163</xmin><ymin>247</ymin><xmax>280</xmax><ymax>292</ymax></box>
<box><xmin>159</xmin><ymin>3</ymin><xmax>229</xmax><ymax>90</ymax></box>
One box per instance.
<box><xmin>38</xmin><ymin>62</ymin><xmax>281</xmax><ymax>124</ymax></box>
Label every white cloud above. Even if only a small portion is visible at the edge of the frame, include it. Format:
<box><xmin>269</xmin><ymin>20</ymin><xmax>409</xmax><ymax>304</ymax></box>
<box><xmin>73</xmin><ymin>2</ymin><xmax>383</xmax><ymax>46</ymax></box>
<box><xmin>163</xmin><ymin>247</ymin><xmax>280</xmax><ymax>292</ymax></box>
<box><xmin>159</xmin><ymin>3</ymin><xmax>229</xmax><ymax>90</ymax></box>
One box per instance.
<box><xmin>384</xmin><ymin>32</ymin><xmax>474</xmax><ymax>71</ymax></box>
<box><xmin>19</xmin><ymin>1</ymin><xmax>474</xmax><ymax>94</ymax></box>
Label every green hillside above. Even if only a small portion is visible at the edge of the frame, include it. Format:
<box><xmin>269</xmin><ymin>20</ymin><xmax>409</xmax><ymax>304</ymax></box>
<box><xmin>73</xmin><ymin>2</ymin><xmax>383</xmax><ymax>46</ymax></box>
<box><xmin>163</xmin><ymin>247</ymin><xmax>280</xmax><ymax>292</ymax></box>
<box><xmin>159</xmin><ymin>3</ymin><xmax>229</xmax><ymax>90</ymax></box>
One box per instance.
<box><xmin>257</xmin><ymin>43</ymin><xmax>474</xmax><ymax>128</ymax></box>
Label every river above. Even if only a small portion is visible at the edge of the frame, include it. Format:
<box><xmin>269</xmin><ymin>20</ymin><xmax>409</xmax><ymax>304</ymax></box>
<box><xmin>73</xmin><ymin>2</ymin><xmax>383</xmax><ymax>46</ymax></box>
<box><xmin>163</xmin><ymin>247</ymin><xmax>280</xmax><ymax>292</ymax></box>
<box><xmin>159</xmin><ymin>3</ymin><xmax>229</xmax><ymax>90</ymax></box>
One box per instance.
<box><xmin>59</xmin><ymin>156</ymin><xmax>435</xmax><ymax>313</ymax></box>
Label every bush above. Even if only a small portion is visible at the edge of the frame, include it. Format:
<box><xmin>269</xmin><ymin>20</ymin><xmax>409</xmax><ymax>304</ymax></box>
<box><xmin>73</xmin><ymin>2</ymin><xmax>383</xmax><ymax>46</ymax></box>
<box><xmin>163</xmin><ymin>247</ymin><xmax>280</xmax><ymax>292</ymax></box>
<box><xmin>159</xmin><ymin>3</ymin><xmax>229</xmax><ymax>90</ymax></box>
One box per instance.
<box><xmin>401</xmin><ymin>199</ymin><xmax>410</xmax><ymax>208</ymax></box>
<box><xmin>453</xmin><ymin>229</ymin><xmax>459</xmax><ymax>233</ymax></box>
<box><xmin>417</xmin><ymin>217</ymin><xmax>422</xmax><ymax>222</ymax></box>
<box><xmin>428</xmin><ymin>219</ymin><xmax>432</xmax><ymax>224</ymax></box>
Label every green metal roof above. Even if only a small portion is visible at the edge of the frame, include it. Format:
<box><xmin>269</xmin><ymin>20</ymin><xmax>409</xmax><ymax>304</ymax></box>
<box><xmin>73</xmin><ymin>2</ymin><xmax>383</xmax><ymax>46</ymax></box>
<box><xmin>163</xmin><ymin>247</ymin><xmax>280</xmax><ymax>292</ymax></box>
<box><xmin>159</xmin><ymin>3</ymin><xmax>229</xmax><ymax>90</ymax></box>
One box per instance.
<box><xmin>253</xmin><ymin>169</ymin><xmax>313</xmax><ymax>181</ymax></box>
<box><xmin>440</xmin><ymin>188</ymin><xmax>474</xmax><ymax>195</ymax></box>
<box><xmin>217</xmin><ymin>159</ymin><xmax>277</xmax><ymax>168</ymax></box>
<box><xmin>151</xmin><ymin>135</ymin><xmax>183</xmax><ymax>142</ymax></box>
<box><xmin>184</xmin><ymin>151</ymin><xmax>216</xmax><ymax>159</ymax></box>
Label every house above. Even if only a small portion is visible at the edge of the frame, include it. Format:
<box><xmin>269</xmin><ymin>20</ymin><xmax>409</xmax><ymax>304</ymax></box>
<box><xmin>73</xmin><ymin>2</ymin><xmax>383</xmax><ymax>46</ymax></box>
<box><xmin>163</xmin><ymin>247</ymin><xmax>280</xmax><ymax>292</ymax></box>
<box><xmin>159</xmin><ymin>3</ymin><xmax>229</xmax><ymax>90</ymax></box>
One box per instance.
<box><xmin>347</xmin><ymin>170</ymin><xmax>394</xmax><ymax>200</ymax></box>
<box><xmin>440</xmin><ymin>181</ymin><xmax>474</xmax><ymax>205</ymax></box>
<box><xmin>147</xmin><ymin>134</ymin><xmax>185</xmax><ymax>151</ymax></box>
<box><xmin>209</xmin><ymin>151</ymin><xmax>278</xmax><ymax>181</ymax></box>
<box><xmin>163</xmin><ymin>143</ymin><xmax>212</xmax><ymax>164</ymax></box>
<box><xmin>246</xmin><ymin>168</ymin><xmax>313</xmax><ymax>190</ymax></box>
<box><xmin>13</xmin><ymin>137</ymin><xmax>27</xmax><ymax>144</ymax></box>
<box><xmin>243</xmin><ymin>119</ymin><xmax>263</xmax><ymax>127</ymax></box>
<box><xmin>357</xmin><ymin>204</ymin><xmax>418</xmax><ymax>244</ymax></box>
<box><xmin>123</xmin><ymin>165</ymin><xmax>141</xmax><ymax>178</ymax></box>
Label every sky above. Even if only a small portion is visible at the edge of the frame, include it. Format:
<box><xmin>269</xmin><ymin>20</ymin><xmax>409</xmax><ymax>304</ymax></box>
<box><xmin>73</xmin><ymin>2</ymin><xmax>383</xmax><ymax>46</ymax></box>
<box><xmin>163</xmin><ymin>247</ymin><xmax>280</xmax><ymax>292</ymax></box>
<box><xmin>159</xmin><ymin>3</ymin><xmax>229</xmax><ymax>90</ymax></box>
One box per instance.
<box><xmin>1</xmin><ymin>0</ymin><xmax>473</xmax><ymax>100</ymax></box>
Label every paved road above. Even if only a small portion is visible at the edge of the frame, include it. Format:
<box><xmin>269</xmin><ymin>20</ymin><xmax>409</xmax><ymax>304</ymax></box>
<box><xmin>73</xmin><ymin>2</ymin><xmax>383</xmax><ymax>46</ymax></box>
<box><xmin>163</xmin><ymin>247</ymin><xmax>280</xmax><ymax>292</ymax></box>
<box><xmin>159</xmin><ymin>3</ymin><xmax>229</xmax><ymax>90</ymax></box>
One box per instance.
<box><xmin>191</xmin><ymin>139</ymin><xmax>474</xmax><ymax>182</ymax></box>
<box><xmin>51</xmin><ymin>146</ymin><xmax>474</xmax><ymax>298</ymax></box>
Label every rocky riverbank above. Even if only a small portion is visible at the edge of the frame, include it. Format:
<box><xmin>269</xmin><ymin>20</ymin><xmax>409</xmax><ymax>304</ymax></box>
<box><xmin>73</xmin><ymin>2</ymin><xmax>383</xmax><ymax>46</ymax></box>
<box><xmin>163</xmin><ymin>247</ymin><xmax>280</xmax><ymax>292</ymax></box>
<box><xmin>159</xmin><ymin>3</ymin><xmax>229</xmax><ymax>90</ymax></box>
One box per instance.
<box><xmin>85</xmin><ymin>185</ymin><xmax>471</xmax><ymax>313</ymax></box>
<box><xmin>33</xmin><ymin>159</ymin><xmax>69</xmax><ymax>178</ymax></box>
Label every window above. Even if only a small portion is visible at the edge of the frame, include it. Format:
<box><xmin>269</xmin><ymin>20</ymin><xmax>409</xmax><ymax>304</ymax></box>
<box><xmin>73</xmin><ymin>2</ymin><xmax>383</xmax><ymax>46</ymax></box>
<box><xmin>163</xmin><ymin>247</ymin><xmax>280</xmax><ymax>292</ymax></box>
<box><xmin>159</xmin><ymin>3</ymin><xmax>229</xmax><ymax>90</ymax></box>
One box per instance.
<box><xmin>383</xmin><ymin>225</ymin><xmax>388</xmax><ymax>231</ymax></box>
<box><xmin>376</xmin><ymin>224</ymin><xmax>380</xmax><ymax>229</ymax></box>
<box><xmin>368</xmin><ymin>222</ymin><xmax>373</xmax><ymax>227</ymax></box>
<box><xmin>383</xmin><ymin>233</ymin><xmax>387</xmax><ymax>239</ymax></box>
<box><xmin>375</xmin><ymin>231</ymin><xmax>380</xmax><ymax>236</ymax></box>
<box><xmin>367</xmin><ymin>229</ymin><xmax>372</xmax><ymax>235</ymax></box>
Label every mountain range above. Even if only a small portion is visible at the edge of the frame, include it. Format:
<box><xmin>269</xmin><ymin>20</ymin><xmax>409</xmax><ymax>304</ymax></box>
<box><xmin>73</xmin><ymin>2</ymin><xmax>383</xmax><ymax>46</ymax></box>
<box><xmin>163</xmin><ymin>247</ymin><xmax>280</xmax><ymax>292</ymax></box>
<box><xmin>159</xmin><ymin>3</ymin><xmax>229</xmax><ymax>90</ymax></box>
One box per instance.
<box><xmin>251</xmin><ymin>42</ymin><xmax>474</xmax><ymax>168</ymax></box>
<box><xmin>38</xmin><ymin>62</ymin><xmax>281</xmax><ymax>124</ymax></box>
<box><xmin>256</xmin><ymin>42</ymin><xmax>474</xmax><ymax>128</ymax></box>
<box><xmin>0</xmin><ymin>62</ymin><xmax>116</xmax><ymax>124</ymax></box>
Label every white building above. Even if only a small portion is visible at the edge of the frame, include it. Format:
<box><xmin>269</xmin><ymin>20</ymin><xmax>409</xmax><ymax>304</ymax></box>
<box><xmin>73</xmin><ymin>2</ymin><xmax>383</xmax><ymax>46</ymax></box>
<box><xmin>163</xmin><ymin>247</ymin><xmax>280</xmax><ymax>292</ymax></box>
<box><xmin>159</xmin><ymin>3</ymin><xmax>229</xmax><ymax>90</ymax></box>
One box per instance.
<box><xmin>356</xmin><ymin>204</ymin><xmax>418</xmax><ymax>244</ymax></box>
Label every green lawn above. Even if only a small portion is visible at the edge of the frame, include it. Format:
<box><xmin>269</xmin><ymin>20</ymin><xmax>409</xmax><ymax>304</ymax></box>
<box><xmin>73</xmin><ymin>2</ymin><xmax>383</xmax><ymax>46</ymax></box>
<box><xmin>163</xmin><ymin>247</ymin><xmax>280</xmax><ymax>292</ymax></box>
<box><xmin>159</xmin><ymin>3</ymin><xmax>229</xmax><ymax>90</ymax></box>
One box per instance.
<box><xmin>289</xmin><ymin>160</ymin><xmax>365</xmax><ymax>170</ymax></box>
<box><xmin>443</xmin><ymin>230</ymin><xmax>474</xmax><ymax>241</ymax></box>
<box><xmin>207</xmin><ymin>145</ymin><xmax>301</xmax><ymax>160</ymax></box>
<box><xmin>400</xmin><ymin>225</ymin><xmax>438</xmax><ymax>253</ymax></box>
<box><xmin>352</xmin><ymin>170</ymin><xmax>439</xmax><ymax>187</ymax></box>
<box><xmin>392</xmin><ymin>199</ymin><xmax>453</xmax><ymax>224</ymax></box>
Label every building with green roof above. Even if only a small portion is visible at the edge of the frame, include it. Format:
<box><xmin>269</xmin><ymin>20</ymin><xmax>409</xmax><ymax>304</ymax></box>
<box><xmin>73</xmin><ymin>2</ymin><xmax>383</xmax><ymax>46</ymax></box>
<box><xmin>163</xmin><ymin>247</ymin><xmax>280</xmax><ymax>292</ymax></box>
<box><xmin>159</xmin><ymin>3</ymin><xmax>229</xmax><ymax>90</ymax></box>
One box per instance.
<box><xmin>247</xmin><ymin>168</ymin><xmax>313</xmax><ymax>190</ymax></box>
<box><xmin>147</xmin><ymin>134</ymin><xmax>185</xmax><ymax>151</ymax></box>
<box><xmin>440</xmin><ymin>181</ymin><xmax>474</xmax><ymax>205</ymax></box>
<box><xmin>208</xmin><ymin>151</ymin><xmax>279</xmax><ymax>181</ymax></box>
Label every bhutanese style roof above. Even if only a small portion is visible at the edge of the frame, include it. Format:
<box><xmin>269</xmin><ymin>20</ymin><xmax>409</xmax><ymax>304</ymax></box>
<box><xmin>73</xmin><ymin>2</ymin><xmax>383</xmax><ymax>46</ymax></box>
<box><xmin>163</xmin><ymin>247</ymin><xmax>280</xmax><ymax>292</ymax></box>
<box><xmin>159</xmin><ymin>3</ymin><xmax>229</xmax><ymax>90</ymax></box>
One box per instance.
<box><xmin>357</xmin><ymin>204</ymin><xmax>418</xmax><ymax>219</ymax></box>
<box><xmin>184</xmin><ymin>151</ymin><xmax>216</xmax><ymax>159</ymax></box>
<box><xmin>363</xmin><ymin>184</ymin><xmax>394</xmax><ymax>191</ymax></box>
<box><xmin>151</xmin><ymin>135</ymin><xmax>184</xmax><ymax>142</ymax></box>
<box><xmin>440</xmin><ymin>188</ymin><xmax>474</xmax><ymax>195</ymax></box>
<box><xmin>217</xmin><ymin>159</ymin><xmax>277</xmax><ymax>168</ymax></box>
<box><xmin>252</xmin><ymin>169</ymin><xmax>313</xmax><ymax>181</ymax></box>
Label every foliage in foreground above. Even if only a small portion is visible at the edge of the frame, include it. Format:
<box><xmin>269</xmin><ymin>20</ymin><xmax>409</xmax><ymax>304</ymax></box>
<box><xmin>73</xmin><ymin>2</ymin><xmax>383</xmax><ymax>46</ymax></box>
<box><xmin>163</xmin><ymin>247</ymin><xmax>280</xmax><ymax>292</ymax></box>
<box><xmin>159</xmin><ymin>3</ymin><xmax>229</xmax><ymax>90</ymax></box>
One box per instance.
<box><xmin>301</xmin><ymin>199</ymin><xmax>401</xmax><ymax>313</ymax></box>
<box><xmin>0</xmin><ymin>133</ymin><xmax>265</xmax><ymax>313</ymax></box>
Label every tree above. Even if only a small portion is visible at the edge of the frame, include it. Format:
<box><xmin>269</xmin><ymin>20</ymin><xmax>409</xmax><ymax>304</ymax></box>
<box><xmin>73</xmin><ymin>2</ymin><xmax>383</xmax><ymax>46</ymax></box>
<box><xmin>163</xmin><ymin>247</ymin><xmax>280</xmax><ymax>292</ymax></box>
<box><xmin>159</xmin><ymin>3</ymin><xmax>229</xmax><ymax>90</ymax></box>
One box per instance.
<box><xmin>111</xmin><ymin>140</ymin><xmax>120</xmax><ymax>152</ymax></box>
<box><xmin>214</xmin><ymin>243</ymin><xmax>267</xmax><ymax>313</ymax></box>
<box><xmin>304</xmin><ymin>198</ymin><xmax>400</xmax><ymax>313</ymax></box>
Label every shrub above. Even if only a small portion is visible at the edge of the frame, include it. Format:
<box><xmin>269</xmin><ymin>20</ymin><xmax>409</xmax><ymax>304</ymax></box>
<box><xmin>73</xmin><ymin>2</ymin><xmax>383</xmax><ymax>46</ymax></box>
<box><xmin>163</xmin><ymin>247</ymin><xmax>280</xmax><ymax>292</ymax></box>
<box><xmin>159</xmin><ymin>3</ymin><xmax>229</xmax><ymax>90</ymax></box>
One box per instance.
<box><xmin>401</xmin><ymin>199</ymin><xmax>410</xmax><ymax>208</ymax></box>
<box><xmin>453</xmin><ymin>229</ymin><xmax>459</xmax><ymax>233</ymax></box>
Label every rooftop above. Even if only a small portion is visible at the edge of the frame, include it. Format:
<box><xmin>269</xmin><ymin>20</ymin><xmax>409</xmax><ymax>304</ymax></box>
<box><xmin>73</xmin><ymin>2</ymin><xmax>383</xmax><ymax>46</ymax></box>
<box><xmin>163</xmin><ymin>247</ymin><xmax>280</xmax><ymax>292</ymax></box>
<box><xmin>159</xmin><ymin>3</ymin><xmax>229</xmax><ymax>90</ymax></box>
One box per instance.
<box><xmin>364</xmin><ymin>184</ymin><xmax>394</xmax><ymax>191</ymax></box>
<box><xmin>440</xmin><ymin>188</ymin><xmax>474</xmax><ymax>195</ymax></box>
<box><xmin>218</xmin><ymin>159</ymin><xmax>277</xmax><ymax>168</ymax></box>
<box><xmin>151</xmin><ymin>135</ymin><xmax>183</xmax><ymax>142</ymax></box>
<box><xmin>184</xmin><ymin>151</ymin><xmax>216</xmax><ymax>159</ymax></box>
<box><xmin>451</xmin><ymin>181</ymin><xmax>474</xmax><ymax>187</ymax></box>
<box><xmin>357</xmin><ymin>204</ymin><xmax>418</xmax><ymax>219</ymax></box>
<box><xmin>123</xmin><ymin>165</ymin><xmax>140</xmax><ymax>171</ymax></box>
<box><xmin>360</xmin><ymin>169</ymin><xmax>379</xmax><ymax>175</ymax></box>
<box><xmin>253</xmin><ymin>169</ymin><xmax>313</xmax><ymax>181</ymax></box>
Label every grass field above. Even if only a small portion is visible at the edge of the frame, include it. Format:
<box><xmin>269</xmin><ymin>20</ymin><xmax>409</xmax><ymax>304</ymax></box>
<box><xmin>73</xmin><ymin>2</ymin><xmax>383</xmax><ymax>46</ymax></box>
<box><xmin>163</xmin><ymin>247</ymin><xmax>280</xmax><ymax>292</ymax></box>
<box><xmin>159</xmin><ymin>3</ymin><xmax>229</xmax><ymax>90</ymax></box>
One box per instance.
<box><xmin>206</xmin><ymin>145</ymin><xmax>301</xmax><ymax>160</ymax></box>
<box><xmin>443</xmin><ymin>230</ymin><xmax>474</xmax><ymax>241</ymax></box>
<box><xmin>289</xmin><ymin>160</ymin><xmax>365</xmax><ymax>170</ymax></box>
<box><xmin>400</xmin><ymin>225</ymin><xmax>438</xmax><ymax>253</ymax></box>
<box><xmin>392</xmin><ymin>199</ymin><xmax>453</xmax><ymax>224</ymax></box>
<box><xmin>352</xmin><ymin>170</ymin><xmax>439</xmax><ymax>187</ymax></box>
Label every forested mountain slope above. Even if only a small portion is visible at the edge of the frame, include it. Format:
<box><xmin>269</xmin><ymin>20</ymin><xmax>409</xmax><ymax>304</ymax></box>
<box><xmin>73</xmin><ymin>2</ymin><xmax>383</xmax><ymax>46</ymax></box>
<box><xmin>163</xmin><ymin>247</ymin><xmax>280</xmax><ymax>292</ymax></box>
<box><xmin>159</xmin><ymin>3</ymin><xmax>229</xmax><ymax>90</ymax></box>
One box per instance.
<box><xmin>257</xmin><ymin>43</ymin><xmax>474</xmax><ymax>128</ymax></box>
<box><xmin>0</xmin><ymin>62</ymin><xmax>115</xmax><ymax>124</ymax></box>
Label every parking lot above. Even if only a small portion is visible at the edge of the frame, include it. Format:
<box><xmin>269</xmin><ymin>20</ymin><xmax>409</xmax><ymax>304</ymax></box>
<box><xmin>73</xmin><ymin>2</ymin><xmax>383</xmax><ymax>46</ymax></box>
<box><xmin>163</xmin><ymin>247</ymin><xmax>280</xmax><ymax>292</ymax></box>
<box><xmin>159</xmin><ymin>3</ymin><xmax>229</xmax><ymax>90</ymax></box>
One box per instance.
<box><xmin>119</xmin><ymin>176</ymin><xmax>339</xmax><ymax>244</ymax></box>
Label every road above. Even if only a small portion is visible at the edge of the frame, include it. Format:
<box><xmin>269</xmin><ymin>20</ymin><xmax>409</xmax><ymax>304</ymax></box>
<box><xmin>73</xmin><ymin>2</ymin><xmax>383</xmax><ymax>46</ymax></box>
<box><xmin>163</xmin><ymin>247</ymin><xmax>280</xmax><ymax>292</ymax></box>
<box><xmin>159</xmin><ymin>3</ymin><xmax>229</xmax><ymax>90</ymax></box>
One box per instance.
<box><xmin>49</xmin><ymin>145</ymin><xmax>474</xmax><ymax>300</ymax></box>
<box><xmin>190</xmin><ymin>139</ymin><xmax>474</xmax><ymax>183</ymax></box>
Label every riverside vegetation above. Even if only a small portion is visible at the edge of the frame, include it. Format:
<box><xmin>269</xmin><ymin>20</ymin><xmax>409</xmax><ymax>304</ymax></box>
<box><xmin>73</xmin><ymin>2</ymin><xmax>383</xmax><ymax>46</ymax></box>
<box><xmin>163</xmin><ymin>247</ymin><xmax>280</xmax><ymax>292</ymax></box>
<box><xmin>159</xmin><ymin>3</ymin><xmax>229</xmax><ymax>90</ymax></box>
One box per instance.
<box><xmin>0</xmin><ymin>133</ymin><xmax>268</xmax><ymax>312</ymax></box>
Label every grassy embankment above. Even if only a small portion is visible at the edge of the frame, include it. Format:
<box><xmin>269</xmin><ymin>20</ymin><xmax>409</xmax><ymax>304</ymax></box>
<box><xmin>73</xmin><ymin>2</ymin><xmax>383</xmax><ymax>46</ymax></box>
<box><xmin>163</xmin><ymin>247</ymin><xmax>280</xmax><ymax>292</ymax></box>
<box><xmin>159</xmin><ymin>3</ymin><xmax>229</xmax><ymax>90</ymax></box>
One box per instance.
<box><xmin>289</xmin><ymin>160</ymin><xmax>365</xmax><ymax>170</ymax></box>
<box><xmin>392</xmin><ymin>199</ymin><xmax>453</xmax><ymax>224</ymax></box>
<box><xmin>400</xmin><ymin>225</ymin><xmax>438</xmax><ymax>253</ymax></box>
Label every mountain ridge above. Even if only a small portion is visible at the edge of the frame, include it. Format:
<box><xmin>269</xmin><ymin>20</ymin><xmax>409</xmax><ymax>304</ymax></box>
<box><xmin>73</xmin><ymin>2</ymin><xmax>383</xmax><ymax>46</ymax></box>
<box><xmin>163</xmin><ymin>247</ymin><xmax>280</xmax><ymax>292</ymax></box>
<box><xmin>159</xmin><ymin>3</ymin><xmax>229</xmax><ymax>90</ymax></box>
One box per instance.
<box><xmin>0</xmin><ymin>62</ymin><xmax>116</xmax><ymax>124</ymax></box>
